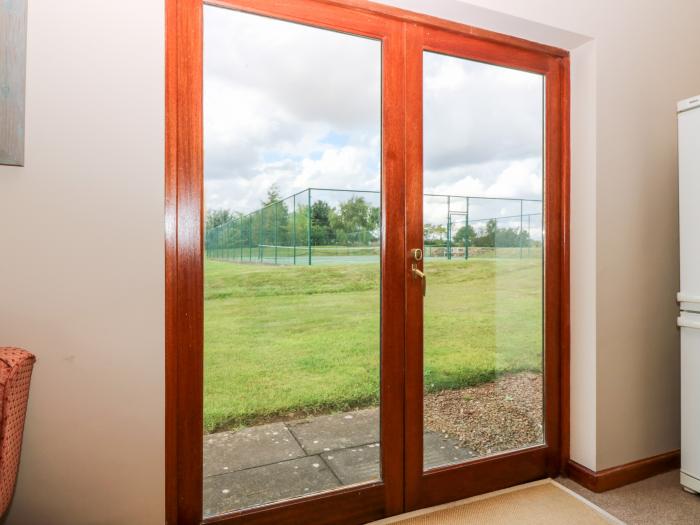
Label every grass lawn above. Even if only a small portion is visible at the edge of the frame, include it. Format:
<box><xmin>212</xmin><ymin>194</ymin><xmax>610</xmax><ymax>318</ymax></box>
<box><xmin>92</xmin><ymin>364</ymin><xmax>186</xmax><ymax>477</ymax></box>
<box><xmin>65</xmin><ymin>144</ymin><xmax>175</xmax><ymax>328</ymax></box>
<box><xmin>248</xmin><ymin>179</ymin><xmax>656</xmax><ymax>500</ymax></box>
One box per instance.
<box><xmin>204</xmin><ymin>258</ymin><xmax>542</xmax><ymax>433</ymax></box>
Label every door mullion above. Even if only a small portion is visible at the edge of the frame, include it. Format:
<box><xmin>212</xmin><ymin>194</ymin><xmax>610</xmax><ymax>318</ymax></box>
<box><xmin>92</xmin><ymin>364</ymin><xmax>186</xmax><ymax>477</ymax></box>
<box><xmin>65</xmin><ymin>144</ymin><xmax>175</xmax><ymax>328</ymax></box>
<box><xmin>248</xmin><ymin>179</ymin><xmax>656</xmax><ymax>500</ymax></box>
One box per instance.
<box><xmin>403</xmin><ymin>22</ymin><xmax>426</xmax><ymax>512</ymax></box>
<box><xmin>379</xmin><ymin>20</ymin><xmax>409</xmax><ymax>517</ymax></box>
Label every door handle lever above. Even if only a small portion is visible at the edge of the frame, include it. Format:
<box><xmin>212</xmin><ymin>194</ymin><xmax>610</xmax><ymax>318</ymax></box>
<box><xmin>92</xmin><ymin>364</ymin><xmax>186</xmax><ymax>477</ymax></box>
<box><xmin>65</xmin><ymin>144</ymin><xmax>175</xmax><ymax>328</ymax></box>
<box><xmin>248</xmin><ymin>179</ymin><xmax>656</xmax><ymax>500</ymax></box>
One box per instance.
<box><xmin>412</xmin><ymin>264</ymin><xmax>426</xmax><ymax>296</ymax></box>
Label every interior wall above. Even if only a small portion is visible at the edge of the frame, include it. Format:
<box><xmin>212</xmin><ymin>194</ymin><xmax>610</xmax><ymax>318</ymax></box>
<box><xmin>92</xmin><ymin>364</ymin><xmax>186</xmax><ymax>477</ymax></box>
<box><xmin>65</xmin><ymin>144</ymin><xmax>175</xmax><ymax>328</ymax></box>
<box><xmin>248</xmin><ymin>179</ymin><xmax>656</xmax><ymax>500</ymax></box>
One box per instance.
<box><xmin>0</xmin><ymin>1</ymin><xmax>165</xmax><ymax>523</ymax></box>
<box><xmin>568</xmin><ymin>39</ymin><xmax>597</xmax><ymax>470</ymax></box>
<box><xmin>0</xmin><ymin>0</ymin><xmax>697</xmax><ymax>523</ymax></box>
<box><xmin>456</xmin><ymin>0</ymin><xmax>700</xmax><ymax>471</ymax></box>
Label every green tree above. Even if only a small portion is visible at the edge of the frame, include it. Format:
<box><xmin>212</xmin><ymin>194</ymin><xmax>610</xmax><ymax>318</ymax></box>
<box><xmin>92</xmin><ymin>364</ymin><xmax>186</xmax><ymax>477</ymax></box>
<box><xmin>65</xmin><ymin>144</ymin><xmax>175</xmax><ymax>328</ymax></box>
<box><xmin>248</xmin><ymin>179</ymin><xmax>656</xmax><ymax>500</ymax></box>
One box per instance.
<box><xmin>432</xmin><ymin>224</ymin><xmax>447</xmax><ymax>243</ymax></box>
<box><xmin>261</xmin><ymin>184</ymin><xmax>283</xmax><ymax>206</ymax></box>
<box><xmin>333</xmin><ymin>196</ymin><xmax>380</xmax><ymax>245</ymax></box>
<box><xmin>474</xmin><ymin>219</ymin><xmax>497</xmax><ymax>247</ymax></box>
<box><xmin>453</xmin><ymin>224</ymin><xmax>477</xmax><ymax>246</ymax></box>
<box><xmin>258</xmin><ymin>184</ymin><xmax>291</xmax><ymax>246</ymax></box>
<box><xmin>311</xmin><ymin>200</ymin><xmax>335</xmax><ymax>245</ymax></box>
<box><xmin>424</xmin><ymin>224</ymin><xmax>434</xmax><ymax>244</ymax></box>
<box><xmin>206</xmin><ymin>208</ymin><xmax>236</xmax><ymax>231</ymax></box>
<box><xmin>423</xmin><ymin>224</ymin><xmax>447</xmax><ymax>245</ymax></box>
<box><xmin>368</xmin><ymin>206</ymin><xmax>380</xmax><ymax>232</ymax></box>
<box><xmin>494</xmin><ymin>226</ymin><xmax>530</xmax><ymax>247</ymax></box>
<box><xmin>472</xmin><ymin>219</ymin><xmax>530</xmax><ymax>247</ymax></box>
<box><xmin>338</xmin><ymin>197</ymin><xmax>372</xmax><ymax>230</ymax></box>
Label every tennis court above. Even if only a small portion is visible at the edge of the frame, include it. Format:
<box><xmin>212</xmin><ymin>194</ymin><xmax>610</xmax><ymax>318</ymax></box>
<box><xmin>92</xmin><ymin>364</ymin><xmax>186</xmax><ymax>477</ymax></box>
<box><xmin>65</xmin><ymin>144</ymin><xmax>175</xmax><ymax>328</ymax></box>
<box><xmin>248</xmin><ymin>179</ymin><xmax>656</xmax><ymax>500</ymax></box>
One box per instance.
<box><xmin>206</xmin><ymin>187</ymin><xmax>542</xmax><ymax>266</ymax></box>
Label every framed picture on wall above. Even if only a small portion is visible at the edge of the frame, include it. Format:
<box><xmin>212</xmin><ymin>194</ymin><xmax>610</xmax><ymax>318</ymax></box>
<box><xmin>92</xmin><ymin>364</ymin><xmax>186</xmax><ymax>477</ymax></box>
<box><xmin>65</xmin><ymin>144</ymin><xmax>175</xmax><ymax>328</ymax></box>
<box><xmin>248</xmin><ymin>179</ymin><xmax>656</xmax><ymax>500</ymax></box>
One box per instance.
<box><xmin>0</xmin><ymin>0</ymin><xmax>28</xmax><ymax>167</ymax></box>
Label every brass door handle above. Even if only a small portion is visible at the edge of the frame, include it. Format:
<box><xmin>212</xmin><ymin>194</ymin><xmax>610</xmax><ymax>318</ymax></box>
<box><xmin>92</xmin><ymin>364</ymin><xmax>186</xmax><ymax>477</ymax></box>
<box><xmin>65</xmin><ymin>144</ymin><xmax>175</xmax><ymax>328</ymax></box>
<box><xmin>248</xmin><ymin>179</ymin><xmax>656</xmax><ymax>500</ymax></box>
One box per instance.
<box><xmin>412</xmin><ymin>264</ymin><xmax>426</xmax><ymax>296</ymax></box>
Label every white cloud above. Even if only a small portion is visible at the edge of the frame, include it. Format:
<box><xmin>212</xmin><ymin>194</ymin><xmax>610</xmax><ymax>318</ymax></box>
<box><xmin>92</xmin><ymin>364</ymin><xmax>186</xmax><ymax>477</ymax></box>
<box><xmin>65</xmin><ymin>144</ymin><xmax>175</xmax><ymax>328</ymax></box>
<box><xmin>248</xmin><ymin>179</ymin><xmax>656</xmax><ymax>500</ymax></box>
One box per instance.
<box><xmin>203</xmin><ymin>5</ymin><xmax>544</xmax><ymax>219</ymax></box>
<box><xmin>296</xmin><ymin>146</ymin><xmax>378</xmax><ymax>191</ymax></box>
<box><xmin>423</xmin><ymin>158</ymin><xmax>542</xmax><ymax>227</ymax></box>
<box><xmin>484</xmin><ymin>159</ymin><xmax>542</xmax><ymax>199</ymax></box>
<box><xmin>424</xmin><ymin>51</ymin><xmax>544</xmax><ymax>173</ymax></box>
<box><xmin>203</xmin><ymin>5</ymin><xmax>380</xmax><ymax>212</ymax></box>
<box><xmin>204</xmin><ymin>7</ymin><xmax>381</xmax><ymax>128</ymax></box>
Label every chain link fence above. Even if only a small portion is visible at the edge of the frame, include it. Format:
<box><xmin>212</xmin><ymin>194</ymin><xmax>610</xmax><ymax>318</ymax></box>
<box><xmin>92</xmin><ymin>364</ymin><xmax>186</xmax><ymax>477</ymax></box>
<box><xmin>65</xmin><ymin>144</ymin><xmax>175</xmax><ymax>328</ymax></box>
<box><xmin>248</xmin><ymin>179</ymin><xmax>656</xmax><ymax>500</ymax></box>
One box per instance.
<box><xmin>206</xmin><ymin>188</ymin><xmax>542</xmax><ymax>265</ymax></box>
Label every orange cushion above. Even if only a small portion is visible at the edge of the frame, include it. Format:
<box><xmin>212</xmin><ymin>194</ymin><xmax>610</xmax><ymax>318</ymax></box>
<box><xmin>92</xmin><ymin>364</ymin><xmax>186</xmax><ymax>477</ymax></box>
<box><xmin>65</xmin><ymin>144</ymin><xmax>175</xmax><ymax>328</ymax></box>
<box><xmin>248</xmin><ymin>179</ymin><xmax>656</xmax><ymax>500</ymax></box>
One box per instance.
<box><xmin>0</xmin><ymin>348</ymin><xmax>36</xmax><ymax>517</ymax></box>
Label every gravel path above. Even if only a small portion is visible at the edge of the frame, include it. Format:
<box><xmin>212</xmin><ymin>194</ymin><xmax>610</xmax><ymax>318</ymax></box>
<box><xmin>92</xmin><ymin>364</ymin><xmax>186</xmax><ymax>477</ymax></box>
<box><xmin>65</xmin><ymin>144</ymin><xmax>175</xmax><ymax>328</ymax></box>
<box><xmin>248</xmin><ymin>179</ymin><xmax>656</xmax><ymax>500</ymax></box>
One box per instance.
<box><xmin>424</xmin><ymin>372</ymin><xmax>543</xmax><ymax>456</ymax></box>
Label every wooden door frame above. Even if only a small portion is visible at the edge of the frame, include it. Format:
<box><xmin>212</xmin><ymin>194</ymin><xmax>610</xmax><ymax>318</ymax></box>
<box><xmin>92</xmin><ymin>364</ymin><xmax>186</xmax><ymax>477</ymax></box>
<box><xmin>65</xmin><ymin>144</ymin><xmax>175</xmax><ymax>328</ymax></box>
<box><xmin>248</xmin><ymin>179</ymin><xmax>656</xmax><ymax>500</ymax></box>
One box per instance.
<box><xmin>166</xmin><ymin>1</ymin><xmax>406</xmax><ymax>524</ymax></box>
<box><xmin>403</xmin><ymin>23</ymin><xmax>569</xmax><ymax>511</ymax></box>
<box><xmin>165</xmin><ymin>0</ymin><xmax>570</xmax><ymax>523</ymax></box>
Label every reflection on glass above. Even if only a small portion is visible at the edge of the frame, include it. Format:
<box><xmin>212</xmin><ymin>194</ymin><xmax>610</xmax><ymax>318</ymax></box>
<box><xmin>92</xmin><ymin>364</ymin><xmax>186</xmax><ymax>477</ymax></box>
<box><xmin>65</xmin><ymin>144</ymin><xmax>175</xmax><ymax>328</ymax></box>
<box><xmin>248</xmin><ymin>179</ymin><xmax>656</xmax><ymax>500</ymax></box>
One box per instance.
<box><xmin>422</xmin><ymin>52</ymin><xmax>544</xmax><ymax>470</ymax></box>
<box><xmin>203</xmin><ymin>6</ymin><xmax>381</xmax><ymax>517</ymax></box>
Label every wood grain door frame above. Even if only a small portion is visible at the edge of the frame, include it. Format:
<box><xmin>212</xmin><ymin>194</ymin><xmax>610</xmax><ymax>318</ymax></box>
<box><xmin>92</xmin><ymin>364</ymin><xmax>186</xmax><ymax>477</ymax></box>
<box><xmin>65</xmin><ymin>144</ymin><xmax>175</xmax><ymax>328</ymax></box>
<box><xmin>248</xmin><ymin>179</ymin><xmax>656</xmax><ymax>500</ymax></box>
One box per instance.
<box><xmin>403</xmin><ymin>23</ymin><xmax>570</xmax><ymax>511</ymax></box>
<box><xmin>166</xmin><ymin>1</ymin><xmax>406</xmax><ymax>524</ymax></box>
<box><xmin>165</xmin><ymin>1</ymin><xmax>570</xmax><ymax>524</ymax></box>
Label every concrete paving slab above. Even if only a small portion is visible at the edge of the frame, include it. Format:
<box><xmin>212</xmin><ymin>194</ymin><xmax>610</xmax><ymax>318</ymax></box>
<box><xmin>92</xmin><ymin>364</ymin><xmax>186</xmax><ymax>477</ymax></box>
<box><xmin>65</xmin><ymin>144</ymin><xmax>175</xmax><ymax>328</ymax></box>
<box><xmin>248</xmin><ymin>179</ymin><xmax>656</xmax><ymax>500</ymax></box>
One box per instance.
<box><xmin>203</xmin><ymin>422</ymin><xmax>305</xmax><ymax>476</ymax></box>
<box><xmin>321</xmin><ymin>443</ymin><xmax>380</xmax><ymax>485</ymax></box>
<box><xmin>202</xmin><ymin>409</ymin><xmax>478</xmax><ymax>516</ymax></box>
<box><xmin>423</xmin><ymin>431</ymin><xmax>475</xmax><ymax>470</ymax></box>
<box><xmin>287</xmin><ymin>408</ymin><xmax>379</xmax><ymax>455</ymax></box>
<box><xmin>203</xmin><ymin>456</ymin><xmax>340</xmax><ymax>517</ymax></box>
<box><xmin>320</xmin><ymin>432</ymin><xmax>475</xmax><ymax>485</ymax></box>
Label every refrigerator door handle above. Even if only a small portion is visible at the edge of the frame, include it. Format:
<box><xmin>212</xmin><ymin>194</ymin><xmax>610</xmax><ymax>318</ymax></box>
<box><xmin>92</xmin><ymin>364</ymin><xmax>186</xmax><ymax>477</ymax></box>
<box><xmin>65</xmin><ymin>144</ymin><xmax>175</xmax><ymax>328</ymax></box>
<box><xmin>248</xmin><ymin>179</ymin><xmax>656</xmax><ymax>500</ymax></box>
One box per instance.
<box><xmin>678</xmin><ymin>292</ymin><xmax>700</xmax><ymax>303</ymax></box>
<box><xmin>678</xmin><ymin>317</ymin><xmax>700</xmax><ymax>330</ymax></box>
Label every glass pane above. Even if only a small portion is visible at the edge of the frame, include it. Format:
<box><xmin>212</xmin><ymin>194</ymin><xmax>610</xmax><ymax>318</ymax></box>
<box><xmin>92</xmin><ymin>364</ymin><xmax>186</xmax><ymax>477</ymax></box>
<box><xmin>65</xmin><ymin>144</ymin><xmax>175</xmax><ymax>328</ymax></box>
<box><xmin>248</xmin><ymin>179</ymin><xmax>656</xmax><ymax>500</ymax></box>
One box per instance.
<box><xmin>203</xmin><ymin>6</ymin><xmax>382</xmax><ymax>517</ymax></box>
<box><xmin>422</xmin><ymin>52</ymin><xmax>544</xmax><ymax>470</ymax></box>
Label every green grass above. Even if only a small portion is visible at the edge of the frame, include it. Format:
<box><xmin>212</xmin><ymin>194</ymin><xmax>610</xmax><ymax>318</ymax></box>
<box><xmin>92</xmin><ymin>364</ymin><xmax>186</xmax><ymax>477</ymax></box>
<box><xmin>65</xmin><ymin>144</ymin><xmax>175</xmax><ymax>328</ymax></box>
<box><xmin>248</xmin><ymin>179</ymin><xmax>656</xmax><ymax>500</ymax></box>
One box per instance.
<box><xmin>204</xmin><ymin>258</ymin><xmax>542</xmax><ymax>433</ymax></box>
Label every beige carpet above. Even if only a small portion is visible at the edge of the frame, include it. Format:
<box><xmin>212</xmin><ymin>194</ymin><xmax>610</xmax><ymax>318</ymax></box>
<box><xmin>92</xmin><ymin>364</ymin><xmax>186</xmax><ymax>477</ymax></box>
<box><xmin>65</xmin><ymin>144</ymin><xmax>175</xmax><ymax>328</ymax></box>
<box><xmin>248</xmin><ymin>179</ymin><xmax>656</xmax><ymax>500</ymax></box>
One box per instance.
<box><xmin>559</xmin><ymin>469</ymin><xmax>700</xmax><ymax>524</ymax></box>
<box><xmin>371</xmin><ymin>480</ymin><xmax>621</xmax><ymax>524</ymax></box>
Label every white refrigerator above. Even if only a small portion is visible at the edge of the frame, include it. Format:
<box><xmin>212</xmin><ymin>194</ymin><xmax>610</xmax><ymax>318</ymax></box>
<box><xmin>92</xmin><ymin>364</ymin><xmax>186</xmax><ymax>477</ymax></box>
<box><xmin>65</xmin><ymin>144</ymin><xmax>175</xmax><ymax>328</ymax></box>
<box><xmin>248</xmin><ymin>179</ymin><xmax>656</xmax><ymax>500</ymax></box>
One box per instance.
<box><xmin>678</xmin><ymin>95</ymin><xmax>700</xmax><ymax>494</ymax></box>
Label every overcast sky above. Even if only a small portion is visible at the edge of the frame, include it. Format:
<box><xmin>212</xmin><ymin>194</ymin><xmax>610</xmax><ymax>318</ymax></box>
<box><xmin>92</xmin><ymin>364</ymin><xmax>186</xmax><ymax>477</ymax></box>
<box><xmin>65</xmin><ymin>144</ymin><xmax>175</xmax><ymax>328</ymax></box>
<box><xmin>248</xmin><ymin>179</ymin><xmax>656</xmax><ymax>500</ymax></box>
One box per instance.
<box><xmin>203</xmin><ymin>5</ymin><xmax>543</xmax><ymax>228</ymax></box>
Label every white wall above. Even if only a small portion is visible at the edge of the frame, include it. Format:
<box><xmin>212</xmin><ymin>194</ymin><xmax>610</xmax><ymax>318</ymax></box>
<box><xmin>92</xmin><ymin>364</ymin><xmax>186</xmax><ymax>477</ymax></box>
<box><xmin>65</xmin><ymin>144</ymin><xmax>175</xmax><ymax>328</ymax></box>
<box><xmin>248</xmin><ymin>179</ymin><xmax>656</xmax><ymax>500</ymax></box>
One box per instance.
<box><xmin>569</xmin><ymin>39</ymin><xmax>598</xmax><ymax>471</ymax></box>
<box><xmin>0</xmin><ymin>0</ymin><xmax>697</xmax><ymax>523</ymax></box>
<box><xmin>0</xmin><ymin>1</ymin><xmax>165</xmax><ymax>523</ymax></box>
<box><xmin>454</xmin><ymin>0</ymin><xmax>699</xmax><ymax>472</ymax></box>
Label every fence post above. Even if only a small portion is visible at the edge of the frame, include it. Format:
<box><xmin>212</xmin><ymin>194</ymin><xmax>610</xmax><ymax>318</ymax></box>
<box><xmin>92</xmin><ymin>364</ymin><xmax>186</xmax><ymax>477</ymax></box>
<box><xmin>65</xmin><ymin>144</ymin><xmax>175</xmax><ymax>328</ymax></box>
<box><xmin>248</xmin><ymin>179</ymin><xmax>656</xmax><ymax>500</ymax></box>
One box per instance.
<box><xmin>446</xmin><ymin>195</ymin><xmax>452</xmax><ymax>260</ymax></box>
<box><xmin>465</xmin><ymin>197</ymin><xmax>469</xmax><ymax>260</ymax></box>
<box><xmin>519</xmin><ymin>200</ymin><xmax>523</xmax><ymax>259</ymax></box>
<box><xmin>274</xmin><ymin>201</ymin><xmax>278</xmax><ymax>265</ymax></box>
<box><xmin>307</xmin><ymin>190</ymin><xmax>312</xmax><ymax>266</ymax></box>
<box><xmin>292</xmin><ymin>193</ymin><xmax>296</xmax><ymax>265</ymax></box>
<box><xmin>259</xmin><ymin>209</ymin><xmax>263</xmax><ymax>263</ymax></box>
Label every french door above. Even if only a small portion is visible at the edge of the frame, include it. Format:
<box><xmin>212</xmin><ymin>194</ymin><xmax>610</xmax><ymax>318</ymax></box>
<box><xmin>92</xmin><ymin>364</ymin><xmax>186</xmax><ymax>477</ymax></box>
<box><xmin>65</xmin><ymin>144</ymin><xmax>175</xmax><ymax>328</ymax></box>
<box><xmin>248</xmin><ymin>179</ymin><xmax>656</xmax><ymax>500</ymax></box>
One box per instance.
<box><xmin>403</xmin><ymin>23</ymin><xmax>568</xmax><ymax>511</ymax></box>
<box><xmin>166</xmin><ymin>1</ymin><xmax>569</xmax><ymax>524</ymax></box>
